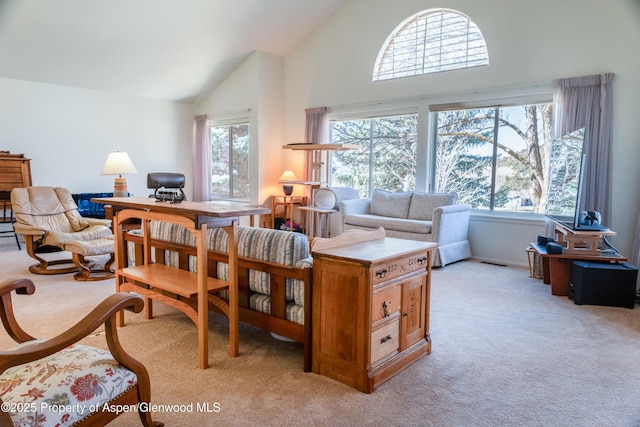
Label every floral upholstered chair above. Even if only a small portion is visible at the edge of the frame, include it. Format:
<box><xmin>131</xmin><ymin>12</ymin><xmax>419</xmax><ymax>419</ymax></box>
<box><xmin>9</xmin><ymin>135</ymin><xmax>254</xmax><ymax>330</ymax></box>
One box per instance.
<box><xmin>0</xmin><ymin>278</ymin><xmax>162</xmax><ymax>427</ymax></box>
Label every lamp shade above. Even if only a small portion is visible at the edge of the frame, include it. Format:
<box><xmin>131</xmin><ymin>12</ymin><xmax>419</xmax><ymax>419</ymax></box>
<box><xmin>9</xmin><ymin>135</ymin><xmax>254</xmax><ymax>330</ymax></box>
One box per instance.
<box><xmin>278</xmin><ymin>171</ymin><xmax>297</xmax><ymax>182</ymax></box>
<box><xmin>101</xmin><ymin>152</ymin><xmax>138</xmax><ymax>176</ymax></box>
<box><xmin>278</xmin><ymin>171</ymin><xmax>297</xmax><ymax>196</ymax></box>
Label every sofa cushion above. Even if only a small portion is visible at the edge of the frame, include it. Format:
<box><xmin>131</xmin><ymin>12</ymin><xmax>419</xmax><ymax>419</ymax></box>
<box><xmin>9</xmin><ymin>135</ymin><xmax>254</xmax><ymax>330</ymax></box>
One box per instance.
<box><xmin>344</xmin><ymin>213</ymin><xmax>432</xmax><ymax>234</ymax></box>
<box><xmin>370</xmin><ymin>190</ymin><xmax>412</xmax><ymax>218</ymax></box>
<box><xmin>408</xmin><ymin>192</ymin><xmax>457</xmax><ymax>220</ymax></box>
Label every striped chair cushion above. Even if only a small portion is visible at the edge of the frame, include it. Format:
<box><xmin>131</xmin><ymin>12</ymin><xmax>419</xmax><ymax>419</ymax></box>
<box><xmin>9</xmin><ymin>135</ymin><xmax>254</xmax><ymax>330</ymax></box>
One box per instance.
<box><xmin>128</xmin><ymin>223</ymin><xmax>311</xmax><ymax>322</ymax></box>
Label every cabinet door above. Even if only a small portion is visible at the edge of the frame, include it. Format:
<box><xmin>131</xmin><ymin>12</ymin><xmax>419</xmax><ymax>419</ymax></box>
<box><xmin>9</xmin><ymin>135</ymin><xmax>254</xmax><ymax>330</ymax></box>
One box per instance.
<box><xmin>400</xmin><ymin>273</ymin><xmax>426</xmax><ymax>350</ymax></box>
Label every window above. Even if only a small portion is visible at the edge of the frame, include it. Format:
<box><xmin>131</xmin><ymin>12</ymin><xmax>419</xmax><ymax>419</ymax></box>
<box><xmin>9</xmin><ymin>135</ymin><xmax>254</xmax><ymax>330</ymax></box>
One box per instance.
<box><xmin>374</xmin><ymin>8</ymin><xmax>489</xmax><ymax>81</ymax></box>
<box><xmin>330</xmin><ymin>113</ymin><xmax>418</xmax><ymax>197</ymax></box>
<box><xmin>209</xmin><ymin>122</ymin><xmax>249</xmax><ymax>199</ymax></box>
<box><xmin>433</xmin><ymin>103</ymin><xmax>553</xmax><ymax>213</ymax></box>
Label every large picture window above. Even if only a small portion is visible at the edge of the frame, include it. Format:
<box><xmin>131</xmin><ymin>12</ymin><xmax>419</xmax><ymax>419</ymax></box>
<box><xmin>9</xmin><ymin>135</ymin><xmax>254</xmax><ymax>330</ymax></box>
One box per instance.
<box><xmin>330</xmin><ymin>113</ymin><xmax>418</xmax><ymax>197</ymax></box>
<box><xmin>209</xmin><ymin>122</ymin><xmax>249</xmax><ymax>199</ymax></box>
<box><xmin>433</xmin><ymin>103</ymin><xmax>553</xmax><ymax>212</ymax></box>
<box><xmin>327</xmin><ymin>99</ymin><xmax>556</xmax><ymax>214</ymax></box>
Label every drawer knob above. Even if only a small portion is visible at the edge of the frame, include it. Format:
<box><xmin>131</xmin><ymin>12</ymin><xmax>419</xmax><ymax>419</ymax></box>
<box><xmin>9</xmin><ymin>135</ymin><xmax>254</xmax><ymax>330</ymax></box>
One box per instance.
<box><xmin>380</xmin><ymin>334</ymin><xmax>392</xmax><ymax>344</ymax></box>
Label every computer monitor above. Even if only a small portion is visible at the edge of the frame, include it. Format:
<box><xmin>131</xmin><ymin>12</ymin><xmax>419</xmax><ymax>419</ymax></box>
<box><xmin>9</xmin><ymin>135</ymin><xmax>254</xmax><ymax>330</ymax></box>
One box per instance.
<box><xmin>544</xmin><ymin>127</ymin><xmax>608</xmax><ymax>231</ymax></box>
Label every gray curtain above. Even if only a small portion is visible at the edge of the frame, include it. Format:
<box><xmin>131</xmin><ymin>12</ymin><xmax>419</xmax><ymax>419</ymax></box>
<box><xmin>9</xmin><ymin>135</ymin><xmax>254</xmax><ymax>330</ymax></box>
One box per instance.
<box><xmin>552</xmin><ymin>73</ymin><xmax>614</xmax><ymax>221</ymax></box>
<box><xmin>304</xmin><ymin>107</ymin><xmax>329</xmax><ymax>183</ymax></box>
<box><xmin>193</xmin><ymin>114</ymin><xmax>211</xmax><ymax>202</ymax></box>
<box><xmin>304</xmin><ymin>107</ymin><xmax>329</xmax><ymax>144</ymax></box>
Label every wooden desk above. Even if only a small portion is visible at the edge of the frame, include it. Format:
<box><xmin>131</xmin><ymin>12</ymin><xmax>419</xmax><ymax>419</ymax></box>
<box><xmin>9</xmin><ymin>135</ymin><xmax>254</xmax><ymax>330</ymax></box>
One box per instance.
<box><xmin>92</xmin><ymin>197</ymin><xmax>270</xmax><ymax>369</ymax></box>
<box><xmin>529</xmin><ymin>243</ymin><xmax>627</xmax><ymax>296</ymax></box>
<box><xmin>95</xmin><ymin>197</ymin><xmax>268</xmax><ymax>227</ymax></box>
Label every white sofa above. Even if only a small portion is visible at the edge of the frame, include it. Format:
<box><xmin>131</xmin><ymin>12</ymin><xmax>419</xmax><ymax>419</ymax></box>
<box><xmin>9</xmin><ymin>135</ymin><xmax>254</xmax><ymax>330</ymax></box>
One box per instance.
<box><xmin>339</xmin><ymin>190</ymin><xmax>471</xmax><ymax>267</ymax></box>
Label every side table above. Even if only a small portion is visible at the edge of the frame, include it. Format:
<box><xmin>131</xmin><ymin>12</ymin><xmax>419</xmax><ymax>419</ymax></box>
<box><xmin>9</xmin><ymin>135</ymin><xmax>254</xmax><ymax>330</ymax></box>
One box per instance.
<box><xmin>271</xmin><ymin>195</ymin><xmax>307</xmax><ymax>231</ymax></box>
<box><xmin>529</xmin><ymin>242</ymin><xmax>627</xmax><ymax>296</ymax></box>
<box><xmin>298</xmin><ymin>206</ymin><xmax>337</xmax><ymax>238</ymax></box>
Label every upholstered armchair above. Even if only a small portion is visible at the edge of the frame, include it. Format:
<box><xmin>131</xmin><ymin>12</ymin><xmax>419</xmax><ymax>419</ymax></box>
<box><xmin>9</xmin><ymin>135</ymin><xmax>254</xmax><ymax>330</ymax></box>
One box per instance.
<box><xmin>11</xmin><ymin>186</ymin><xmax>114</xmax><ymax>276</ymax></box>
<box><xmin>0</xmin><ymin>278</ymin><xmax>162</xmax><ymax>426</ymax></box>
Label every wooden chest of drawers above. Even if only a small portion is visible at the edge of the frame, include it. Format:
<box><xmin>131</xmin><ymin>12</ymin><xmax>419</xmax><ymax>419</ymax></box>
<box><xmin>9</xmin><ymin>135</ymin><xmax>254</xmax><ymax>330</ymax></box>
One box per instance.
<box><xmin>0</xmin><ymin>152</ymin><xmax>31</xmax><ymax>192</ymax></box>
<box><xmin>311</xmin><ymin>237</ymin><xmax>436</xmax><ymax>393</ymax></box>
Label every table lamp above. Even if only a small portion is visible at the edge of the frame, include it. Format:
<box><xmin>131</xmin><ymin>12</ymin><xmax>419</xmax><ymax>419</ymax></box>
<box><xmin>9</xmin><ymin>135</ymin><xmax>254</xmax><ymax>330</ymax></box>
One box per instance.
<box><xmin>278</xmin><ymin>171</ymin><xmax>297</xmax><ymax>196</ymax></box>
<box><xmin>101</xmin><ymin>151</ymin><xmax>137</xmax><ymax>197</ymax></box>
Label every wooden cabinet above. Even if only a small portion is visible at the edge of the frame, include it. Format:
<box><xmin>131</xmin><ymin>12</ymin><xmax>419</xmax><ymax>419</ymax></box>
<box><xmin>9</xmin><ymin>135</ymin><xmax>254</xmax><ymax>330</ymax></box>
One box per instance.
<box><xmin>311</xmin><ymin>238</ymin><xmax>437</xmax><ymax>393</ymax></box>
<box><xmin>0</xmin><ymin>152</ymin><xmax>31</xmax><ymax>191</ymax></box>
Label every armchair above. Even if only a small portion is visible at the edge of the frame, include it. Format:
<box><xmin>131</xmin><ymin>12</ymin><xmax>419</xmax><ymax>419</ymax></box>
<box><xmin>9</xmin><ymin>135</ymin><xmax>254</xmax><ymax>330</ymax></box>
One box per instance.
<box><xmin>11</xmin><ymin>186</ymin><xmax>114</xmax><ymax>276</ymax></box>
<box><xmin>0</xmin><ymin>278</ymin><xmax>162</xmax><ymax>426</ymax></box>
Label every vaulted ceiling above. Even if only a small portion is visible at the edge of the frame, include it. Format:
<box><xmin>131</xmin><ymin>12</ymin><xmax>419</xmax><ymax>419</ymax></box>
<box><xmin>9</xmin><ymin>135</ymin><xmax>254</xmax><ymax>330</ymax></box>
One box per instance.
<box><xmin>0</xmin><ymin>0</ymin><xmax>347</xmax><ymax>103</ymax></box>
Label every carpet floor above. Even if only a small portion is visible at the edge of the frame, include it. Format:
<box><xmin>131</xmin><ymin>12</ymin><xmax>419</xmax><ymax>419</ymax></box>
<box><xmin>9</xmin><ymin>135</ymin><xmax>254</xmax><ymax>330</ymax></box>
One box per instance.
<box><xmin>1</xmin><ymin>239</ymin><xmax>639</xmax><ymax>426</ymax></box>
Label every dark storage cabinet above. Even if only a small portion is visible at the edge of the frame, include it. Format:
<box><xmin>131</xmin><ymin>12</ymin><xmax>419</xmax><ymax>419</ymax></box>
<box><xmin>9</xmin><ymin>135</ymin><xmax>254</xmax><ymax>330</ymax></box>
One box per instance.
<box><xmin>570</xmin><ymin>261</ymin><xmax>637</xmax><ymax>309</ymax></box>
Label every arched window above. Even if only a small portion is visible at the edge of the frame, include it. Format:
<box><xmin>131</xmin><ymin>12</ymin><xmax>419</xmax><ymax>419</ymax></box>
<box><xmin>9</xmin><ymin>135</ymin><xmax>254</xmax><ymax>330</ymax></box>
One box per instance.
<box><xmin>373</xmin><ymin>8</ymin><xmax>489</xmax><ymax>81</ymax></box>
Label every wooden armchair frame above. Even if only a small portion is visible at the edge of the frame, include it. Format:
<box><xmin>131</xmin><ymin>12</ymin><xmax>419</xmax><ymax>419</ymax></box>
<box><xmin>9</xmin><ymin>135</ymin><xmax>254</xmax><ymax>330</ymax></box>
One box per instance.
<box><xmin>0</xmin><ymin>278</ymin><xmax>162</xmax><ymax>427</ymax></box>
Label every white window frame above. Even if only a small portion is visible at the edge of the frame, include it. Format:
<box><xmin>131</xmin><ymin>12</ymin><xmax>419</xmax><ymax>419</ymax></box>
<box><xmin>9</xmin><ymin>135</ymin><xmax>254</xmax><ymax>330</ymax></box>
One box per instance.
<box><xmin>326</xmin><ymin>82</ymin><xmax>554</xmax><ymax>217</ymax></box>
<box><xmin>208</xmin><ymin>114</ymin><xmax>251</xmax><ymax>201</ymax></box>
<box><xmin>373</xmin><ymin>8</ymin><xmax>489</xmax><ymax>81</ymax></box>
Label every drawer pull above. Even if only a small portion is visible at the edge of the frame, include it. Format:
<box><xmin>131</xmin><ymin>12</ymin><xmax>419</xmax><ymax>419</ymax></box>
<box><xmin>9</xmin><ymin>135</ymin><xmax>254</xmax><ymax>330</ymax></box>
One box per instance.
<box><xmin>417</xmin><ymin>256</ymin><xmax>427</xmax><ymax>265</ymax></box>
<box><xmin>380</xmin><ymin>334</ymin><xmax>392</xmax><ymax>344</ymax></box>
<box><xmin>375</xmin><ymin>269</ymin><xmax>387</xmax><ymax>279</ymax></box>
<box><xmin>382</xmin><ymin>301</ymin><xmax>389</xmax><ymax>318</ymax></box>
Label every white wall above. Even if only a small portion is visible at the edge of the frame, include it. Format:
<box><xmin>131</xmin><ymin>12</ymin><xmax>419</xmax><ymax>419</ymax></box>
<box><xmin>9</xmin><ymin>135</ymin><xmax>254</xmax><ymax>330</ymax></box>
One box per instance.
<box><xmin>196</xmin><ymin>51</ymin><xmax>285</xmax><ymax>206</ymax></box>
<box><xmin>3</xmin><ymin>0</ymin><xmax>639</xmax><ymax>267</ymax></box>
<box><xmin>282</xmin><ymin>0</ymin><xmax>640</xmax><ymax>266</ymax></box>
<box><xmin>0</xmin><ymin>77</ymin><xmax>194</xmax><ymax>198</ymax></box>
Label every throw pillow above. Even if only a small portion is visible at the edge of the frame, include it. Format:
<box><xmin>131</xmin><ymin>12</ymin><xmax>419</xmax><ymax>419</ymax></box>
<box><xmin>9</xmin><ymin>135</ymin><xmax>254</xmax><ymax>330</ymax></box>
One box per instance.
<box><xmin>370</xmin><ymin>190</ymin><xmax>412</xmax><ymax>218</ymax></box>
<box><xmin>408</xmin><ymin>192</ymin><xmax>457</xmax><ymax>220</ymax></box>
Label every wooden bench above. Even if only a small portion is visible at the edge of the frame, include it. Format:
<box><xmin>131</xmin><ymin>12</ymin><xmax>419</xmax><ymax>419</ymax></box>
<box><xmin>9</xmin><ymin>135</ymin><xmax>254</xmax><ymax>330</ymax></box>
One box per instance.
<box><xmin>122</xmin><ymin>222</ymin><xmax>314</xmax><ymax>371</ymax></box>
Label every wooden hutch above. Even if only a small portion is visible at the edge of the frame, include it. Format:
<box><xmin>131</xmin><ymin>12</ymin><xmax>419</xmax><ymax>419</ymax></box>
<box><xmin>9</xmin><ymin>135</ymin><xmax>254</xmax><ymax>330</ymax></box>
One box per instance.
<box><xmin>0</xmin><ymin>151</ymin><xmax>32</xmax><ymax>192</ymax></box>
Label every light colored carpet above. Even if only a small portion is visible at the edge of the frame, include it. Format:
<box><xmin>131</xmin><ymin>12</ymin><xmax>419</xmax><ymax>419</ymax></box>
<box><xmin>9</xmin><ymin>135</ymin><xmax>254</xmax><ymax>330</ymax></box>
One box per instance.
<box><xmin>1</xmin><ymin>238</ymin><xmax>640</xmax><ymax>426</ymax></box>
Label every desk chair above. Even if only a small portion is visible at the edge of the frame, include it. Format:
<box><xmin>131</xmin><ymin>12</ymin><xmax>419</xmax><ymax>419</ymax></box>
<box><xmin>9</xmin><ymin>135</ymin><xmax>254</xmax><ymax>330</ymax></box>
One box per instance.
<box><xmin>0</xmin><ymin>191</ymin><xmax>20</xmax><ymax>250</ymax></box>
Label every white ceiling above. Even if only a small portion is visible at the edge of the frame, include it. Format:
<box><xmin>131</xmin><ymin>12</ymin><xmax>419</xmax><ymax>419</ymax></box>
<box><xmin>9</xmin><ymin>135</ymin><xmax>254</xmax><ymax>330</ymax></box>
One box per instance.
<box><xmin>0</xmin><ymin>0</ymin><xmax>347</xmax><ymax>103</ymax></box>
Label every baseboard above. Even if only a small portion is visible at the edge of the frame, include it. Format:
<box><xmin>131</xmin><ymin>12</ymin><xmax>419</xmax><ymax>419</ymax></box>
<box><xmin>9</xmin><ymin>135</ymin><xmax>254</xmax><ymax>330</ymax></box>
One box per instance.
<box><xmin>469</xmin><ymin>256</ymin><xmax>528</xmax><ymax>269</ymax></box>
